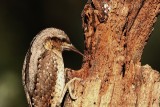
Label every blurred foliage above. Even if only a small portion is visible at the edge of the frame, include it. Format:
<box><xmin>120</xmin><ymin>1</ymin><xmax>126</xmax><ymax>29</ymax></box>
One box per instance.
<box><xmin>0</xmin><ymin>0</ymin><xmax>159</xmax><ymax>107</ymax></box>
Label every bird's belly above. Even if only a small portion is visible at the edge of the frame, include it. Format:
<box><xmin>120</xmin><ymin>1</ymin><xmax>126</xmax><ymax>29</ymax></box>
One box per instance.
<box><xmin>50</xmin><ymin>57</ymin><xmax>65</xmax><ymax>106</ymax></box>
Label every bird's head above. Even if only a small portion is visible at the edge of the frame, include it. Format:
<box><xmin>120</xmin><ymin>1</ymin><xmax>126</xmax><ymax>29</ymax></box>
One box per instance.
<box><xmin>34</xmin><ymin>28</ymin><xmax>83</xmax><ymax>56</ymax></box>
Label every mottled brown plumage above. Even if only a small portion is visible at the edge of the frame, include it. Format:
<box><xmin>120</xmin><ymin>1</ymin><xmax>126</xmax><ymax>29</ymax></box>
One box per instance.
<box><xmin>32</xmin><ymin>51</ymin><xmax>58</xmax><ymax>107</ymax></box>
<box><xmin>22</xmin><ymin>28</ymin><xmax>82</xmax><ymax>107</ymax></box>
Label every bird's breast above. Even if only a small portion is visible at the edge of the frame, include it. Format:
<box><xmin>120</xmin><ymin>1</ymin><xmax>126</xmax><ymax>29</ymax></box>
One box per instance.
<box><xmin>32</xmin><ymin>50</ymin><xmax>65</xmax><ymax>107</ymax></box>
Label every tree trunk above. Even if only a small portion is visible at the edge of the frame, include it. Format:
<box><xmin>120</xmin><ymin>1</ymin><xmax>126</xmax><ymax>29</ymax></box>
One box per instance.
<box><xmin>64</xmin><ymin>0</ymin><xmax>160</xmax><ymax>107</ymax></box>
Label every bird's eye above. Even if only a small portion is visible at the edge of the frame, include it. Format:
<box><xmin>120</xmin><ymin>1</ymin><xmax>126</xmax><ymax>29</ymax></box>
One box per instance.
<box><xmin>49</xmin><ymin>37</ymin><xmax>70</xmax><ymax>44</ymax></box>
<box><xmin>62</xmin><ymin>38</ymin><xmax>70</xmax><ymax>44</ymax></box>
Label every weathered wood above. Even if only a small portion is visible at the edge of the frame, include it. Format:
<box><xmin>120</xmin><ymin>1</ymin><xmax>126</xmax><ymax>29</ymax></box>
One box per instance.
<box><xmin>65</xmin><ymin>0</ymin><xmax>160</xmax><ymax>107</ymax></box>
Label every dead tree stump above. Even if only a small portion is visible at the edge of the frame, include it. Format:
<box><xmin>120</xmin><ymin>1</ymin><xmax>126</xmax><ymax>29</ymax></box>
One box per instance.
<box><xmin>64</xmin><ymin>0</ymin><xmax>160</xmax><ymax>107</ymax></box>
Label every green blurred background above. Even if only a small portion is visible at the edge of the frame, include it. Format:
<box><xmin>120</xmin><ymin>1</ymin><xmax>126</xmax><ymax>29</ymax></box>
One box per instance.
<box><xmin>0</xmin><ymin>1</ymin><xmax>159</xmax><ymax>107</ymax></box>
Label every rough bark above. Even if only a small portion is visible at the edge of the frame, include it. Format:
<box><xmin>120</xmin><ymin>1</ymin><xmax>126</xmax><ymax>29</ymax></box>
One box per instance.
<box><xmin>64</xmin><ymin>0</ymin><xmax>160</xmax><ymax>107</ymax></box>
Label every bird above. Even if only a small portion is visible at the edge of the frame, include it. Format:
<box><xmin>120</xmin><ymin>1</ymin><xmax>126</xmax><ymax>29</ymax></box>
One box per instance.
<box><xmin>22</xmin><ymin>28</ymin><xmax>83</xmax><ymax>107</ymax></box>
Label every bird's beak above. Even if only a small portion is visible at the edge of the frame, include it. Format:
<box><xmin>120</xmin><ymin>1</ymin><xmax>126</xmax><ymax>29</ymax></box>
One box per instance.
<box><xmin>63</xmin><ymin>44</ymin><xmax>83</xmax><ymax>56</ymax></box>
